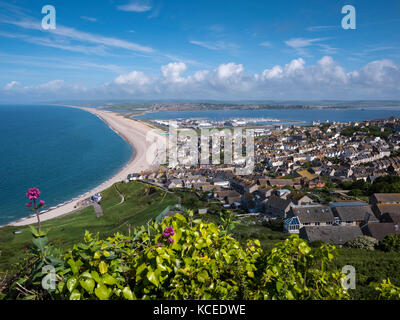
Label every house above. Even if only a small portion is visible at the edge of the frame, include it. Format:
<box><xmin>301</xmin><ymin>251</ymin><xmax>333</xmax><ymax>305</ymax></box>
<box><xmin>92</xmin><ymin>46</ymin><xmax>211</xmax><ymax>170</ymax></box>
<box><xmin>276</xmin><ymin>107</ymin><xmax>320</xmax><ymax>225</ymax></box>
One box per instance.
<box><xmin>330</xmin><ymin>202</ymin><xmax>379</xmax><ymax>226</ymax></box>
<box><xmin>212</xmin><ymin>177</ymin><xmax>230</xmax><ymax>188</ymax></box>
<box><xmin>284</xmin><ymin>205</ymin><xmax>335</xmax><ymax>234</ymax></box>
<box><xmin>361</xmin><ymin>222</ymin><xmax>400</xmax><ymax>241</ymax></box>
<box><xmin>231</xmin><ymin>177</ymin><xmax>259</xmax><ymax>194</ymax></box>
<box><xmin>300</xmin><ymin>177</ymin><xmax>326</xmax><ymax>189</ymax></box>
<box><xmin>276</xmin><ymin>189</ymin><xmax>291</xmax><ymax>198</ymax></box>
<box><xmin>373</xmin><ymin>204</ymin><xmax>400</xmax><ymax>220</ymax></box>
<box><xmin>127</xmin><ymin>173</ymin><xmax>140</xmax><ymax>181</ymax></box>
<box><xmin>201</xmin><ymin>183</ymin><xmax>217</xmax><ymax>192</ymax></box>
<box><xmin>289</xmin><ymin>193</ymin><xmax>314</xmax><ymax>206</ymax></box>
<box><xmin>370</xmin><ymin>193</ymin><xmax>400</xmax><ymax>205</ymax></box>
<box><xmin>267</xmin><ymin>178</ymin><xmax>295</xmax><ymax>188</ymax></box>
<box><xmin>263</xmin><ymin>196</ymin><xmax>294</xmax><ymax>218</ymax></box>
<box><xmin>214</xmin><ymin>190</ymin><xmax>242</xmax><ymax>204</ymax></box>
<box><xmin>166</xmin><ymin>179</ymin><xmax>184</xmax><ymax>189</ymax></box>
<box><xmin>299</xmin><ymin>225</ymin><xmax>363</xmax><ymax>244</ymax></box>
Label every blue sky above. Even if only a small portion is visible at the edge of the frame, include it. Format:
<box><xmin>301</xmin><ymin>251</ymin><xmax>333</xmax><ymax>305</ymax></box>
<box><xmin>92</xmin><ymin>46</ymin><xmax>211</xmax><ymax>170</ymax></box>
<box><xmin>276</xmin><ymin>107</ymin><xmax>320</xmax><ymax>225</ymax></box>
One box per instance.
<box><xmin>0</xmin><ymin>0</ymin><xmax>399</xmax><ymax>101</ymax></box>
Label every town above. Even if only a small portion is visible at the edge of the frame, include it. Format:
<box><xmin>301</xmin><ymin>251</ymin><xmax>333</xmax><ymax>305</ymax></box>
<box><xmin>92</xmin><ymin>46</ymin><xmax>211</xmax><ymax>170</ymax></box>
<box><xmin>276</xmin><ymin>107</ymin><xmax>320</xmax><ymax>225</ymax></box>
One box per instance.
<box><xmin>126</xmin><ymin>116</ymin><xmax>400</xmax><ymax>245</ymax></box>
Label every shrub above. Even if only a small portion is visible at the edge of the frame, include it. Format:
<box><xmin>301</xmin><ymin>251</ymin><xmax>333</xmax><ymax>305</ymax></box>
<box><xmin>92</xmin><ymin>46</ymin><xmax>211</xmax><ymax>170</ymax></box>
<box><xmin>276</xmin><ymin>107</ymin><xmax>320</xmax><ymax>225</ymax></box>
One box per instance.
<box><xmin>372</xmin><ymin>279</ymin><xmax>400</xmax><ymax>300</ymax></box>
<box><xmin>379</xmin><ymin>234</ymin><xmax>400</xmax><ymax>252</ymax></box>
<box><xmin>309</xmin><ymin>240</ymin><xmax>325</xmax><ymax>248</ymax></box>
<box><xmin>3</xmin><ymin>214</ymin><xmax>356</xmax><ymax>300</ymax></box>
<box><xmin>344</xmin><ymin>236</ymin><xmax>378</xmax><ymax>251</ymax></box>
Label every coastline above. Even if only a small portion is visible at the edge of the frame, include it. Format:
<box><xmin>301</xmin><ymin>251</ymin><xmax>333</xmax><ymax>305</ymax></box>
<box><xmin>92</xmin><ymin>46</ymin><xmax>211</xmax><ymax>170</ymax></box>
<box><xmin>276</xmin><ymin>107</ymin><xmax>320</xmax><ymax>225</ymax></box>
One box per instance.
<box><xmin>6</xmin><ymin>105</ymin><xmax>165</xmax><ymax>227</ymax></box>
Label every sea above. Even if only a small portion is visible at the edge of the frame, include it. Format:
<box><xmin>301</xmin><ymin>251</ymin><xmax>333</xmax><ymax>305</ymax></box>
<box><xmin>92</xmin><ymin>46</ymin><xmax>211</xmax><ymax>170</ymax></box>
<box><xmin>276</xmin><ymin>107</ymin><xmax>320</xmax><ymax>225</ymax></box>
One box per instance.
<box><xmin>134</xmin><ymin>107</ymin><xmax>400</xmax><ymax>125</ymax></box>
<box><xmin>0</xmin><ymin>105</ymin><xmax>133</xmax><ymax>226</ymax></box>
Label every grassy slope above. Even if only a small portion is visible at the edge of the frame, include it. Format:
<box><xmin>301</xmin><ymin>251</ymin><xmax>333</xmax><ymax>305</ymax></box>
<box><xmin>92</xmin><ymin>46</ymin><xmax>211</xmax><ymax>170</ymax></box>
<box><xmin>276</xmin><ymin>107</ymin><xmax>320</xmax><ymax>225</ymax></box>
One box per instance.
<box><xmin>0</xmin><ymin>181</ymin><xmax>178</xmax><ymax>273</ymax></box>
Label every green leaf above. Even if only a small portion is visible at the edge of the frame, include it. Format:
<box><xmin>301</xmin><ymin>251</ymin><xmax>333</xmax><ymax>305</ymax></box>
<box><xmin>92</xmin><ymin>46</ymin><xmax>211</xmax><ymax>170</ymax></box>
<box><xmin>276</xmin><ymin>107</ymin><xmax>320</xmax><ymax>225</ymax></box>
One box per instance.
<box><xmin>136</xmin><ymin>263</ymin><xmax>147</xmax><ymax>276</ymax></box>
<box><xmin>147</xmin><ymin>271</ymin><xmax>159</xmax><ymax>287</ymax></box>
<box><xmin>32</xmin><ymin>236</ymin><xmax>48</xmax><ymax>253</ymax></box>
<box><xmin>98</xmin><ymin>261</ymin><xmax>108</xmax><ymax>275</ymax></box>
<box><xmin>122</xmin><ymin>287</ymin><xmax>136</xmax><ymax>300</ymax></box>
<box><xmin>197</xmin><ymin>270</ymin><xmax>209</xmax><ymax>283</ymax></box>
<box><xmin>68</xmin><ymin>259</ymin><xmax>83</xmax><ymax>275</ymax></box>
<box><xmin>91</xmin><ymin>271</ymin><xmax>102</xmax><ymax>284</ymax></box>
<box><xmin>94</xmin><ymin>284</ymin><xmax>110</xmax><ymax>300</ymax></box>
<box><xmin>80</xmin><ymin>278</ymin><xmax>95</xmax><ymax>294</ymax></box>
<box><xmin>70</xmin><ymin>290</ymin><xmax>81</xmax><ymax>300</ymax></box>
<box><xmin>67</xmin><ymin>276</ymin><xmax>78</xmax><ymax>293</ymax></box>
<box><xmin>285</xmin><ymin>290</ymin><xmax>295</xmax><ymax>300</ymax></box>
<box><xmin>276</xmin><ymin>280</ymin><xmax>283</xmax><ymax>293</ymax></box>
<box><xmin>57</xmin><ymin>281</ymin><xmax>65</xmax><ymax>293</ymax></box>
<box><xmin>102</xmin><ymin>274</ymin><xmax>117</xmax><ymax>285</ymax></box>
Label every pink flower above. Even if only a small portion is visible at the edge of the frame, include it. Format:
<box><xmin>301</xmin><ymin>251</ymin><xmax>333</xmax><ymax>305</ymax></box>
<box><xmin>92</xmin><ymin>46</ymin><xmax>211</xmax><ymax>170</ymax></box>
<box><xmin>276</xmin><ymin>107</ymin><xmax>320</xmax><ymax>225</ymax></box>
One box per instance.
<box><xmin>26</xmin><ymin>202</ymin><xmax>32</xmax><ymax>207</ymax></box>
<box><xmin>26</xmin><ymin>188</ymin><xmax>41</xmax><ymax>200</ymax></box>
<box><xmin>157</xmin><ymin>242</ymin><xmax>162</xmax><ymax>247</ymax></box>
<box><xmin>168</xmin><ymin>238</ymin><xmax>175</xmax><ymax>244</ymax></box>
<box><xmin>39</xmin><ymin>200</ymin><xmax>45</xmax><ymax>207</ymax></box>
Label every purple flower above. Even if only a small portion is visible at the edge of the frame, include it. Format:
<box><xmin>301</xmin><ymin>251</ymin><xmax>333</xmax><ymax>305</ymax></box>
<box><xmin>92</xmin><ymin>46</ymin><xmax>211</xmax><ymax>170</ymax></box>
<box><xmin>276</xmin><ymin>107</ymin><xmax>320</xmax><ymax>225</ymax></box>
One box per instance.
<box><xmin>162</xmin><ymin>226</ymin><xmax>175</xmax><ymax>238</ymax></box>
<box><xmin>157</xmin><ymin>242</ymin><xmax>162</xmax><ymax>247</ymax></box>
<box><xmin>168</xmin><ymin>238</ymin><xmax>175</xmax><ymax>244</ymax></box>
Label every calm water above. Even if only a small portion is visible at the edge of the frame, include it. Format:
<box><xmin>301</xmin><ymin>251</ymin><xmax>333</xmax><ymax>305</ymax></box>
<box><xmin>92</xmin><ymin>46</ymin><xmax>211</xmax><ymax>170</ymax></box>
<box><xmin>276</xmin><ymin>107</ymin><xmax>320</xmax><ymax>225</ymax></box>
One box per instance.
<box><xmin>134</xmin><ymin>107</ymin><xmax>400</xmax><ymax>124</ymax></box>
<box><xmin>0</xmin><ymin>105</ymin><xmax>132</xmax><ymax>225</ymax></box>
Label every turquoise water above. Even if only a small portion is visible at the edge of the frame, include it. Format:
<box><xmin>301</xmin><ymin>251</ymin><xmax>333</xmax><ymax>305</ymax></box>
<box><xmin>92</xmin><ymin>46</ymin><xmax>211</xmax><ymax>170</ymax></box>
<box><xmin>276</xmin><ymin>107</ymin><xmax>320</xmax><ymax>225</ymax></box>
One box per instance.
<box><xmin>134</xmin><ymin>107</ymin><xmax>400</xmax><ymax>124</ymax></box>
<box><xmin>0</xmin><ymin>105</ymin><xmax>133</xmax><ymax>225</ymax></box>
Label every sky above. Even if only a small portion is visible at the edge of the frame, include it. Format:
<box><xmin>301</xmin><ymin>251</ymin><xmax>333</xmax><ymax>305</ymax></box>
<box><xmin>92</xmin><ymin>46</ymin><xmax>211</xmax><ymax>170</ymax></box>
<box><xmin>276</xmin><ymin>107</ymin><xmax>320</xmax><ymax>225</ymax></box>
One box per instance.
<box><xmin>0</xmin><ymin>0</ymin><xmax>399</xmax><ymax>102</ymax></box>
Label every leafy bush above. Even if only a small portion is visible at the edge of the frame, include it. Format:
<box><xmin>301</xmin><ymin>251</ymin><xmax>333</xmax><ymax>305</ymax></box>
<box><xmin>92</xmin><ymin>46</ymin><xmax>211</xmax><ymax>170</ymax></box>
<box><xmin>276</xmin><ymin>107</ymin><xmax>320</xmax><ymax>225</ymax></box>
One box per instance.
<box><xmin>345</xmin><ymin>236</ymin><xmax>378</xmax><ymax>251</ymax></box>
<box><xmin>379</xmin><ymin>234</ymin><xmax>400</xmax><ymax>252</ymax></box>
<box><xmin>309</xmin><ymin>240</ymin><xmax>325</xmax><ymax>248</ymax></box>
<box><xmin>3</xmin><ymin>214</ymin><xmax>400</xmax><ymax>300</ymax></box>
<box><xmin>372</xmin><ymin>279</ymin><xmax>400</xmax><ymax>300</ymax></box>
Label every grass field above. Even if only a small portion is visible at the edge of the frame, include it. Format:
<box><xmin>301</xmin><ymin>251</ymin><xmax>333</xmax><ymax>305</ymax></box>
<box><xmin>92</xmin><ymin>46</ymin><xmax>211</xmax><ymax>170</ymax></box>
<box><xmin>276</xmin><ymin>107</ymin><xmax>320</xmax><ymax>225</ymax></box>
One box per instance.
<box><xmin>0</xmin><ymin>181</ymin><xmax>178</xmax><ymax>273</ymax></box>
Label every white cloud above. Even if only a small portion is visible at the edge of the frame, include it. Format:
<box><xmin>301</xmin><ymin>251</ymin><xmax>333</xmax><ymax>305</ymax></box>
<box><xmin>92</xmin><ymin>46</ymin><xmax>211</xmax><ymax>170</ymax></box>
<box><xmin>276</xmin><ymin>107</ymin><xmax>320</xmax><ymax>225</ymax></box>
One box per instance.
<box><xmin>4</xmin><ymin>81</ymin><xmax>20</xmax><ymax>90</ymax></box>
<box><xmin>1</xmin><ymin>17</ymin><xmax>155</xmax><ymax>54</ymax></box>
<box><xmin>161</xmin><ymin>62</ymin><xmax>187</xmax><ymax>83</ymax></box>
<box><xmin>261</xmin><ymin>66</ymin><xmax>283</xmax><ymax>80</ymax></box>
<box><xmin>285</xmin><ymin>38</ymin><xmax>332</xmax><ymax>56</ymax></box>
<box><xmin>2</xmin><ymin>57</ymin><xmax>400</xmax><ymax>101</ymax></box>
<box><xmin>117</xmin><ymin>1</ymin><xmax>152</xmax><ymax>12</ymax></box>
<box><xmin>216</xmin><ymin>63</ymin><xmax>244</xmax><ymax>80</ymax></box>
<box><xmin>259</xmin><ymin>41</ymin><xmax>272</xmax><ymax>47</ymax></box>
<box><xmin>190</xmin><ymin>40</ymin><xmax>239</xmax><ymax>51</ymax></box>
<box><xmin>285</xmin><ymin>38</ymin><xmax>327</xmax><ymax>49</ymax></box>
<box><xmin>114</xmin><ymin>70</ymin><xmax>151</xmax><ymax>86</ymax></box>
<box><xmin>81</xmin><ymin>16</ymin><xmax>97</xmax><ymax>22</ymax></box>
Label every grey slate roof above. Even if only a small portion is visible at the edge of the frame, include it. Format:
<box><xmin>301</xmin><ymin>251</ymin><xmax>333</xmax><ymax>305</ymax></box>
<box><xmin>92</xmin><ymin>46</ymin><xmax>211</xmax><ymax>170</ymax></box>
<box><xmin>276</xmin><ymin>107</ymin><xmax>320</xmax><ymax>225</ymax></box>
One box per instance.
<box><xmin>290</xmin><ymin>205</ymin><xmax>335</xmax><ymax>224</ymax></box>
<box><xmin>332</xmin><ymin>205</ymin><xmax>378</xmax><ymax>222</ymax></box>
<box><xmin>299</xmin><ymin>225</ymin><xmax>363</xmax><ymax>244</ymax></box>
<box><xmin>362</xmin><ymin>222</ymin><xmax>400</xmax><ymax>241</ymax></box>
<box><xmin>372</xmin><ymin>193</ymin><xmax>400</xmax><ymax>204</ymax></box>
<box><xmin>265</xmin><ymin>196</ymin><xmax>293</xmax><ymax>211</ymax></box>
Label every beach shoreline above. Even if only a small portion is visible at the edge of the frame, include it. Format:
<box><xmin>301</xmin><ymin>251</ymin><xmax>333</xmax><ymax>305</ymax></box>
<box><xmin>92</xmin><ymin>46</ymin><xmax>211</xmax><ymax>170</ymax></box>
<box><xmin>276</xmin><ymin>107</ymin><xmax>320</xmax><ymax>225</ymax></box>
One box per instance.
<box><xmin>6</xmin><ymin>105</ymin><xmax>164</xmax><ymax>227</ymax></box>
